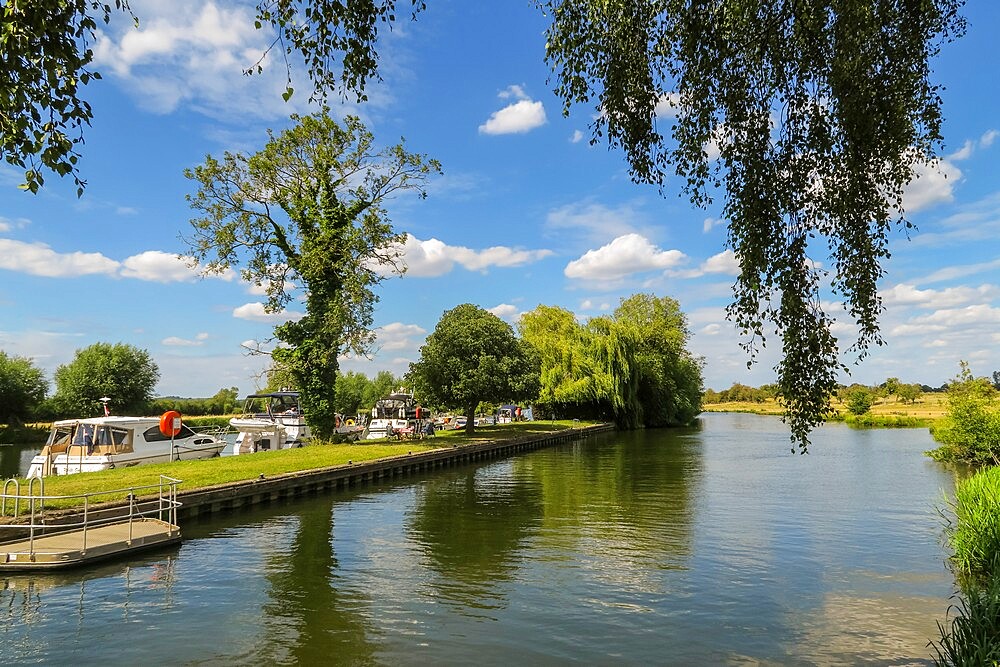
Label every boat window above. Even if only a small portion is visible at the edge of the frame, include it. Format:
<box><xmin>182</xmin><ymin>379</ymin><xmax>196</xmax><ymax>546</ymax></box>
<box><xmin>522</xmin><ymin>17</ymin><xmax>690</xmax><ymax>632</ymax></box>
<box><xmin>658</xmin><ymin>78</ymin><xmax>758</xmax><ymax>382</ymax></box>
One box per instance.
<box><xmin>72</xmin><ymin>424</ymin><xmax>96</xmax><ymax>446</ymax></box>
<box><xmin>142</xmin><ymin>424</ymin><xmax>197</xmax><ymax>442</ymax></box>
<box><xmin>47</xmin><ymin>425</ymin><xmax>73</xmax><ymax>447</ymax></box>
<box><xmin>96</xmin><ymin>426</ymin><xmax>129</xmax><ymax>446</ymax></box>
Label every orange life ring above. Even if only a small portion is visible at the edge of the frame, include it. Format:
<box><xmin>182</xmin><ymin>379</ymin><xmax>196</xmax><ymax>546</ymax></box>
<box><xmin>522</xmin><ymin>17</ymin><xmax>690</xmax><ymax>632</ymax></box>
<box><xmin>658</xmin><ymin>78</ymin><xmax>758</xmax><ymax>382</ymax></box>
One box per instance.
<box><xmin>159</xmin><ymin>410</ymin><xmax>182</xmax><ymax>437</ymax></box>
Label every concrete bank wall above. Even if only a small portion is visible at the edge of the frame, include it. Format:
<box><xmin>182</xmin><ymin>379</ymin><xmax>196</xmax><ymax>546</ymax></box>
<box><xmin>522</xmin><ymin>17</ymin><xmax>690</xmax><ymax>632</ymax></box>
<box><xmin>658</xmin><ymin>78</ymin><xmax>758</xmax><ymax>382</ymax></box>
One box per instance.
<box><xmin>175</xmin><ymin>423</ymin><xmax>614</xmax><ymax>521</ymax></box>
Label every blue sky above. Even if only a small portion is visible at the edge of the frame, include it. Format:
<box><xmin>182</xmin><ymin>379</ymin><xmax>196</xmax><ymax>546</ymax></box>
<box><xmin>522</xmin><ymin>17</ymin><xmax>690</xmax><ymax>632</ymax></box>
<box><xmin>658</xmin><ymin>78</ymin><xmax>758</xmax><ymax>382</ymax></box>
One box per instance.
<box><xmin>2</xmin><ymin>1</ymin><xmax>998</xmax><ymax>399</ymax></box>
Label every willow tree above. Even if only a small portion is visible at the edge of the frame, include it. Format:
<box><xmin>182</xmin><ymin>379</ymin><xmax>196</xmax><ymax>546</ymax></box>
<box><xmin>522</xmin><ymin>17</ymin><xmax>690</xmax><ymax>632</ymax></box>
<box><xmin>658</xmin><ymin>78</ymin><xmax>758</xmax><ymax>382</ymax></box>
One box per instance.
<box><xmin>540</xmin><ymin>0</ymin><xmax>964</xmax><ymax>449</ymax></box>
<box><xmin>185</xmin><ymin>112</ymin><xmax>440</xmax><ymax>439</ymax></box>
<box><xmin>520</xmin><ymin>295</ymin><xmax>702</xmax><ymax>428</ymax></box>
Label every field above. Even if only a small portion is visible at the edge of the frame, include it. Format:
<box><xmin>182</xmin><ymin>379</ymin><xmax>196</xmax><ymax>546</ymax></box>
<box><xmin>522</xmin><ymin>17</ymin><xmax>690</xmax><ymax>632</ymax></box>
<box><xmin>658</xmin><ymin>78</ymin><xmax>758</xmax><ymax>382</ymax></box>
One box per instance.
<box><xmin>702</xmin><ymin>392</ymin><xmax>949</xmax><ymax>422</ymax></box>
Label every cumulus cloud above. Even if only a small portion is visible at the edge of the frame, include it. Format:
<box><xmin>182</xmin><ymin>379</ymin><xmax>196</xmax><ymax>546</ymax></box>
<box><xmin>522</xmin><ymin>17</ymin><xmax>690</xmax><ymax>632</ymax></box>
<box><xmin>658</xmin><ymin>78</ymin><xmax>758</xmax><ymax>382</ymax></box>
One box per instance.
<box><xmin>479</xmin><ymin>85</ymin><xmax>546</xmax><ymax>135</ymax></box>
<box><xmin>488</xmin><ymin>303</ymin><xmax>520</xmax><ymax>322</ymax></box>
<box><xmin>564</xmin><ymin>233</ymin><xmax>686</xmax><ymax>282</ymax></box>
<box><xmin>375</xmin><ymin>322</ymin><xmax>426</xmax><ymax>351</ymax></box>
<box><xmin>703</xmin><ymin>217</ymin><xmax>725</xmax><ymax>233</ymax></box>
<box><xmin>881</xmin><ymin>283</ymin><xmax>997</xmax><ymax>310</ymax></box>
<box><xmin>91</xmin><ymin>1</ymin><xmax>315</xmax><ymax>120</ymax></box>
<box><xmin>902</xmin><ymin>157</ymin><xmax>961</xmax><ymax>213</ymax></box>
<box><xmin>0</xmin><ymin>239</ymin><xmax>120</xmax><ymax>277</ymax></box>
<box><xmin>386</xmin><ymin>235</ymin><xmax>553</xmax><ymax>278</ymax></box>
<box><xmin>571</xmin><ymin>129</ymin><xmax>584</xmax><ymax>144</ymax></box>
<box><xmin>162</xmin><ymin>332</ymin><xmax>209</xmax><ymax>347</ymax></box>
<box><xmin>120</xmin><ymin>250</ymin><xmax>200</xmax><ymax>282</ymax></box>
<box><xmin>232</xmin><ymin>302</ymin><xmax>304</xmax><ymax>323</ymax></box>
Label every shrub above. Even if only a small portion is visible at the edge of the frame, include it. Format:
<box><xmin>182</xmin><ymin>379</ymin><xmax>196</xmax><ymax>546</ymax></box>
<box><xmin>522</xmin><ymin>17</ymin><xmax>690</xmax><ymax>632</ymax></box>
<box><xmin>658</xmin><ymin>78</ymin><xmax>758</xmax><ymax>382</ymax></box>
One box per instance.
<box><xmin>928</xmin><ymin>362</ymin><xmax>1000</xmax><ymax>464</ymax></box>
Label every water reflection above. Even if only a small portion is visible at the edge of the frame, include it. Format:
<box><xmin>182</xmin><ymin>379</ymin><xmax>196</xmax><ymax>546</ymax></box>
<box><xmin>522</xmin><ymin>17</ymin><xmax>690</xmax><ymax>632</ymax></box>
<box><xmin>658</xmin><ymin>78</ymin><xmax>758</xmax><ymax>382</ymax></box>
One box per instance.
<box><xmin>406</xmin><ymin>466</ymin><xmax>544</xmax><ymax>611</ymax></box>
<box><xmin>0</xmin><ymin>415</ymin><xmax>961</xmax><ymax>665</ymax></box>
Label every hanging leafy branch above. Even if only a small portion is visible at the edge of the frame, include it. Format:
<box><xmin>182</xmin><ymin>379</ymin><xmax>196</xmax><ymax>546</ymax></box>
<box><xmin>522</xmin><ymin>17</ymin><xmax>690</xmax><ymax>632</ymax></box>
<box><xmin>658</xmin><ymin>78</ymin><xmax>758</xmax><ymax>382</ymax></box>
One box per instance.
<box><xmin>539</xmin><ymin>0</ymin><xmax>965</xmax><ymax>449</ymax></box>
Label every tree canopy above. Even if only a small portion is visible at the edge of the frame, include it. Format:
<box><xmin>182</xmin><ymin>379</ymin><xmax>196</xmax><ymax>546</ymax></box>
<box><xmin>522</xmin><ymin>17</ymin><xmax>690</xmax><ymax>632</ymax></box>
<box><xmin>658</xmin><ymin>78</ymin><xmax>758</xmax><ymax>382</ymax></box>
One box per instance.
<box><xmin>0</xmin><ymin>351</ymin><xmax>48</xmax><ymax>425</ymax></box>
<box><xmin>408</xmin><ymin>304</ymin><xmax>540</xmax><ymax>433</ymax></box>
<box><xmin>519</xmin><ymin>294</ymin><xmax>703</xmax><ymax>428</ymax></box>
<box><xmin>52</xmin><ymin>342</ymin><xmax>159</xmax><ymax>417</ymax></box>
<box><xmin>185</xmin><ymin>111</ymin><xmax>440</xmax><ymax>439</ymax></box>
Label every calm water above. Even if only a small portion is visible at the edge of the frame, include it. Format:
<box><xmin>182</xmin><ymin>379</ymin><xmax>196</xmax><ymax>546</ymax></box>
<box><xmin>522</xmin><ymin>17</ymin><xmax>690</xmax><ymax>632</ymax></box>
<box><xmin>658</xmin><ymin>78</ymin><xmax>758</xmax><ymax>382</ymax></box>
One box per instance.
<box><xmin>1</xmin><ymin>414</ymin><xmax>959</xmax><ymax>665</ymax></box>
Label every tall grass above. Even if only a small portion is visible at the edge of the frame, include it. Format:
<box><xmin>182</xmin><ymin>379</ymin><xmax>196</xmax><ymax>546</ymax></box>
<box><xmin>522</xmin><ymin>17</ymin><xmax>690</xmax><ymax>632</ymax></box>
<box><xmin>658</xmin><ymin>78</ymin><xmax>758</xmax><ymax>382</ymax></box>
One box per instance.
<box><xmin>929</xmin><ymin>561</ymin><xmax>1000</xmax><ymax>666</ymax></box>
<box><xmin>931</xmin><ymin>466</ymin><xmax>1000</xmax><ymax>665</ymax></box>
<box><xmin>949</xmin><ymin>466</ymin><xmax>1000</xmax><ymax>578</ymax></box>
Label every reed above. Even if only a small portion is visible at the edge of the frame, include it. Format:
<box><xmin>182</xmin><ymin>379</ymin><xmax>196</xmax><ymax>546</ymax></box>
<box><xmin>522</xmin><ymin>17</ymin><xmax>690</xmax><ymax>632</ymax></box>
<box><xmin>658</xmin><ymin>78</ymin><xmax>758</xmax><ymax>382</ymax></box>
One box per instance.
<box><xmin>949</xmin><ymin>466</ymin><xmax>1000</xmax><ymax>579</ymax></box>
<box><xmin>929</xmin><ymin>564</ymin><xmax>1000</xmax><ymax>666</ymax></box>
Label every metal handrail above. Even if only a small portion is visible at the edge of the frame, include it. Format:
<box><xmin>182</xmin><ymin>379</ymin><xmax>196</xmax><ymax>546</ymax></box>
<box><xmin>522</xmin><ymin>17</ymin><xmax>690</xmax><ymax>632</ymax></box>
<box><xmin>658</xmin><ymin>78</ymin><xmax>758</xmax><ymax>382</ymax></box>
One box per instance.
<box><xmin>1</xmin><ymin>476</ymin><xmax>183</xmax><ymax>558</ymax></box>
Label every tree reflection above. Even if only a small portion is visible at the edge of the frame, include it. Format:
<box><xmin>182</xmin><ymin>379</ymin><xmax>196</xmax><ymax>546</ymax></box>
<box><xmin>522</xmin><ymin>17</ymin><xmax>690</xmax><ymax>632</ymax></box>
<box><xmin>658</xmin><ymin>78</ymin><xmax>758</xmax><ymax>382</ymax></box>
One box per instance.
<box><xmin>260</xmin><ymin>499</ymin><xmax>377</xmax><ymax>665</ymax></box>
<box><xmin>407</xmin><ymin>468</ymin><xmax>543</xmax><ymax>609</ymax></box>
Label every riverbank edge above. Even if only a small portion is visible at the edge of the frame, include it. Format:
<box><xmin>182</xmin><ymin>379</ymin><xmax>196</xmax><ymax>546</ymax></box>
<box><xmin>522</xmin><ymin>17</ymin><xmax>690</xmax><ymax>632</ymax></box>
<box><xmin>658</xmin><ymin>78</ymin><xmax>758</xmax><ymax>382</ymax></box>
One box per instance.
<box><xmin>4</xmin><ymin>423</ymin><xmax>615</xmax><ymax>534</ymax></box>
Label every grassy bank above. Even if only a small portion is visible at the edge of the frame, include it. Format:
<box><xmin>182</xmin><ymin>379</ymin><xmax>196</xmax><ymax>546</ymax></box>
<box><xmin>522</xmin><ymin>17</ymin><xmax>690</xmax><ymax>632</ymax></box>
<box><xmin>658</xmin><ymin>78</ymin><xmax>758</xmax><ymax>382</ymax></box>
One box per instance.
<box><xmin>2</xmin><ymin>420</ymin><xmax>594</xmax><ymax>512</ymax></box>
<box><xmin>703</xmin><ymin>393</ymin><xmax>948</xmax><ymax>426</ymax></box>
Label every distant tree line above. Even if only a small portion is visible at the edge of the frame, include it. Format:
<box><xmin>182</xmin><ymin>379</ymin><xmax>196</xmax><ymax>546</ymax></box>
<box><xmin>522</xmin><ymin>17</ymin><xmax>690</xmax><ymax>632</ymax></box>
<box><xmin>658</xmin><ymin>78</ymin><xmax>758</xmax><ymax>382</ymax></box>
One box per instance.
<box><xmin>704</xmin><ymin>376</ymin><xmax>947</xmax><ymax>416</ymax></box>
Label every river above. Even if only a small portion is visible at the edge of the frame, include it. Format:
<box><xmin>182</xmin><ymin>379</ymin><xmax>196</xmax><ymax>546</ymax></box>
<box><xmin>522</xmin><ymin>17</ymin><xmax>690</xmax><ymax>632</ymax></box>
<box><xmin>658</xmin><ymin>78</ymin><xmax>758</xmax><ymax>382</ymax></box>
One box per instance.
<box><xmin>0</xmin><ymin>413</ymin><xmax>958</xmax><ymax>665</ymax></box>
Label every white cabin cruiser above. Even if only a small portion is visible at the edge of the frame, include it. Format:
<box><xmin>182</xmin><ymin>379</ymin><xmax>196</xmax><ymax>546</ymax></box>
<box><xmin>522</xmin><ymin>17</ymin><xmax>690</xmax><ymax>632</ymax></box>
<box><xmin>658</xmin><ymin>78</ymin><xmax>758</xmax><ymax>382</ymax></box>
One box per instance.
<box><xmin>230</xmin><ymin>391</ymin><xmax>311</xmax><ymax>454</ymax></box>
<box><xmin>26</xmin><ymin>416</ymin><xmax>226</xmax><ymax>478</ymax></box>
<box><xmin>364</xmin><ymin>389</ymin><xmax>421</xmax><ymax>440</ymax></box>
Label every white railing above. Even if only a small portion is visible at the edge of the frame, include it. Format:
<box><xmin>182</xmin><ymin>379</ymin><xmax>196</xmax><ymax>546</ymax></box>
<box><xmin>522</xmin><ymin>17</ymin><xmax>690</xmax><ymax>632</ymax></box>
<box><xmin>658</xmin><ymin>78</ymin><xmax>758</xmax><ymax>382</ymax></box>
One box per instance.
<box><xmin>0</xmin><ymin>476</ymin><xmax>182</xmax><ymax>557</ymax></box>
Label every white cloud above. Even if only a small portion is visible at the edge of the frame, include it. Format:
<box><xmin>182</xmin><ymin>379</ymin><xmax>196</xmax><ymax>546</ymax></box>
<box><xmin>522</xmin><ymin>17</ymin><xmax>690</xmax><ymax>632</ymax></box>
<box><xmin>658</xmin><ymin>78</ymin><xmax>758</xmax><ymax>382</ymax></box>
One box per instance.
<box><xmin>948</xmin><ymin>140</ymin><xmax>974</xmax><ymax>161</ymax></box>
<box><xmin>564</xmin><ymin>233</ymin><xmax>686</xmax><ymax>282</ymax></box>
<box><xmin>162</xmin><ymin>334</ymin><xmax>207</xmax><ymax>347</ymax></box>
<box><xmin>980</xmin><ymin>129</ymin><xmax>998</xmax><ymax>149</ymax></box>
<box><xmin>902</xmin><ymin>158</ymin><xmax>961</xmax><ymax>213</ymax></box>
<box><xmin>479</xmin><ymin>86</ymin><xmax>547</xmax><ymax>135</ymax></box>
<box><xmin>881</xmin><ymin>283</ymin><xmax>997</xmax><ymax>310</ymax></box>
<box><xmin>703</xmin><ymin>217</ymin><xmax>724</xmax><ymax>233</ymax></box>
<box><xmin>120</xmin><ymin>250</ymin><xmax>199</xmax><ymax>282</ymax></box>
<box><xmin>654</xmin><ymin>92</ymin><xmax>682</xmax><ymax>118</ymax></box>
<box><xmin>91</xmin><ymin>1</ymin><xmax>314</xmax><ymax>120</ymax></box>
<box><xmin>488</xmin><ymin>303</ymin><xmax>520</xmax><ymax>322</ymax></box>
<box><xmin>375</xmin><ymin>322</ymin><xmax>426</xmax><ymax>351</ymax></box>
<box><xmin>0</xmin><ymin>239</ymin><xmax>120</xmax><ymax>277</ymax></box>
<box><xmin>571</xmin><ymin>129</ymin><xmax>584</xmax><ymax>144</ymax></box>
<box><xmin>389</xmin><ymin>235</ymin><xmax>553</xmax><ymax>278</ymax></box>
<box><xmin>232</xmin><ymin>302</ymin><xmax>304</xmax><ymax>323</ymax></box>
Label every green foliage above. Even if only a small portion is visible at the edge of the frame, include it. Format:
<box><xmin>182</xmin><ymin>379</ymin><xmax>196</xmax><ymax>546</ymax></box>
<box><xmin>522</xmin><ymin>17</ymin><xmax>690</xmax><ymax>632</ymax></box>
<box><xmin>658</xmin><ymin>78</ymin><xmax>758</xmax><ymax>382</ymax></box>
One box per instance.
<box><xmin>540</xmin><ymin>0</ymin><xmax>965</xmax><ymax>451</ymax></box>
<box><xmin>929</xmin><ymin>568</ymin><xmax>1000</xmax><ymax>667</ymax></box>
<box><xmin>408</xmin><ymin>304</ymin><xmax>540</xmax><ymax>433</ymax></box>
<box><xmin>520</xmin><ymin>294</ymin><xmax>703</xmax><ymax>428</ymax></box>
<box><xmin>149</xmin><ymin>387</ymin><xmax>240</xmax><ymax>416</ymax></box>
<box><xmin>251</xmin><ymin>0</ymin><xmax>427</xmax><ymax>103</ymax></box>
<box><xmin>928</xmin><ymin>362</ymin><xmax>1000</xmax><ymax>465</ymax></box>
<box><xmin>931</xmin><ymin>466</ymin><xmax>1000</xmax><ymax>666</ymax></box>
<box><xmin>896</xmin><ymin>382</ymin><xmax>923</xmax><ymax>404</ymax></box>
<box><xmin>52</xmin><ymin>342</ymin><xmax>159</xmax><ymax>417</ymax></box>
<box><xmin>0</xmin><ymin>351</ymin><xmax>48</xmax><ymax>424</ymax></box>
<box><xmin>185</xmin><ymin>112</ymin><xmax>439</xmax><ymax>439</ymax></box>
<box><xmin>0</xmin><ymin>1</ymin><xmax>135</xmax><ymax>195</ymax></box>
<box><xmin>844</xmin><ymin>386</ymin><xmax>875</xmax><ymax>416</ymax></box>
<box><xmin>948</xmin><ymin>466</ymin><xmax>1000</xmax><ymax>580</ymax></box>
<box><xmin>709</xmin><ymin>382</ymin><xmax>773</xmax><ymax>404</ymax></box>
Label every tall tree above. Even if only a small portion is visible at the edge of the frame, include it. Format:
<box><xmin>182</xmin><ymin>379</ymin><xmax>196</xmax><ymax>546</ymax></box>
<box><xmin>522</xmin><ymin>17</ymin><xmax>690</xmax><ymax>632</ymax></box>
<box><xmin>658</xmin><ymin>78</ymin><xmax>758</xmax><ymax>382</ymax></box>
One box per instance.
<box><xmin>185</xmin><ymin>112</ymin><xmax>439</xmax><ymax>439</ymax></box>
<box><xmin>408</xmin><ymin>304</ymin><xmax>540</xmax><ymax>434</ymax></box>
<box><xmin>541</xmin><ymin>0</ymin><xmax>964</xmax><ymax>449</ymax></box>
<box><xmin>52</xmin><ymin>342</ymin><xmax>159</xmax><ymax>416</ymax></box>
<box><xmin>0</xmin><ymin>351</ymin><xmax>48</xmax><ymax>425</ymax></box>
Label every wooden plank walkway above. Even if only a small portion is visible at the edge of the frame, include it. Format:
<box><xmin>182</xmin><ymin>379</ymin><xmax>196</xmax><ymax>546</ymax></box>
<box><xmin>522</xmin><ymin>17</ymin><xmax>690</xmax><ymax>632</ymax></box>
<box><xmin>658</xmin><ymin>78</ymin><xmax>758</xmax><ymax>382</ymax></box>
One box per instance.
<box><xmin>0</xmin><ymin>518</ymin><xmax>180</xmax><ymax>570</ymax></box>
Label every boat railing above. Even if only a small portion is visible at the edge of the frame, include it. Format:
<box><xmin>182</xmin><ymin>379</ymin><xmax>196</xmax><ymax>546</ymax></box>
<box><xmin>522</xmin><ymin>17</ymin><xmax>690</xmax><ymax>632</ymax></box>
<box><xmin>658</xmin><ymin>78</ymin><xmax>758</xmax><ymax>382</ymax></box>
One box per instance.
<box><xmin>0</xmin><ymin>475</ymin><xmax>183</xmax><ymax>556</ymax></box>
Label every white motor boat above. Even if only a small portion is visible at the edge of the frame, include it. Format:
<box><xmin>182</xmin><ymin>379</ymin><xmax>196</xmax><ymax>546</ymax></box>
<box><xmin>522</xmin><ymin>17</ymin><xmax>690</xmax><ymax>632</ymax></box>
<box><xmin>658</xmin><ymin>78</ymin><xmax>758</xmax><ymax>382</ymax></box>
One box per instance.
<box><xmin>26</xmin><ymin>416</ymin><xmax>226</xmax><ymax>478</ymax></box>
<box><xmin>230</xmin><ymin>391</ymin><xmax>311</xmax><ymax>454</ymax></box>
<box><xmin>363</xmin><ymin>389</ymin><xmax>422</xmax><ymax>440</ymax></box>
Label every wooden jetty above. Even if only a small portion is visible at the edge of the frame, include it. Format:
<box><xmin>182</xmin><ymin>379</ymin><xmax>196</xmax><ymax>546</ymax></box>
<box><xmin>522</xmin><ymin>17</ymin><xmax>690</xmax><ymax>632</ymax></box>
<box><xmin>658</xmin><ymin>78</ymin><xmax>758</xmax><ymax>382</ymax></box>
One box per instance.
<box><xmin>0</xmin><ymin>476</ymin><xmax>182</xmax><ymax>571</ymax></box>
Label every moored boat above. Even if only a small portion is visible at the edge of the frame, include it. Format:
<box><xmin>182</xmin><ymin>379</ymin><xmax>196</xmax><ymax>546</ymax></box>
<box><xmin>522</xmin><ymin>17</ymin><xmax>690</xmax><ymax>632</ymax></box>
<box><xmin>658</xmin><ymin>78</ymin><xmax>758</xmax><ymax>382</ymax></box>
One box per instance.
<box><xmin>26</xmin><ymin>416</ymin><xmax>226</xmax><ymax>478</ymax></box>
<box><xmin>230</xmin><ymin>391</ymin><xmax>311</xmax><ymax>454</ymax></box>
<box><xmin>363</xmin><ymin>389</ymin><xmax>422</xmax><ymax>440</ymax></box>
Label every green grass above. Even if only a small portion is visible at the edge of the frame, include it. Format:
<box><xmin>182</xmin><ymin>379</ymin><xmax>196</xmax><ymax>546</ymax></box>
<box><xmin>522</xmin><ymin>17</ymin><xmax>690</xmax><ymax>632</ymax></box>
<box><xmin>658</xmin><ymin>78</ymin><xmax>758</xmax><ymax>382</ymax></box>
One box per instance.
<box><xmin>949</xmin><ymin>466</ymin><xmax>1000</xmax><ymax>580</ymax></box>
<box><xmin>2</xmin><ymin>420</ymin><xmax>596</xmax><ymax>513</ymax></box>
<box><xmin>929</xmin><ymin>569</ymin><xmax>1000</xmax><ymax>667</ymax></box>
